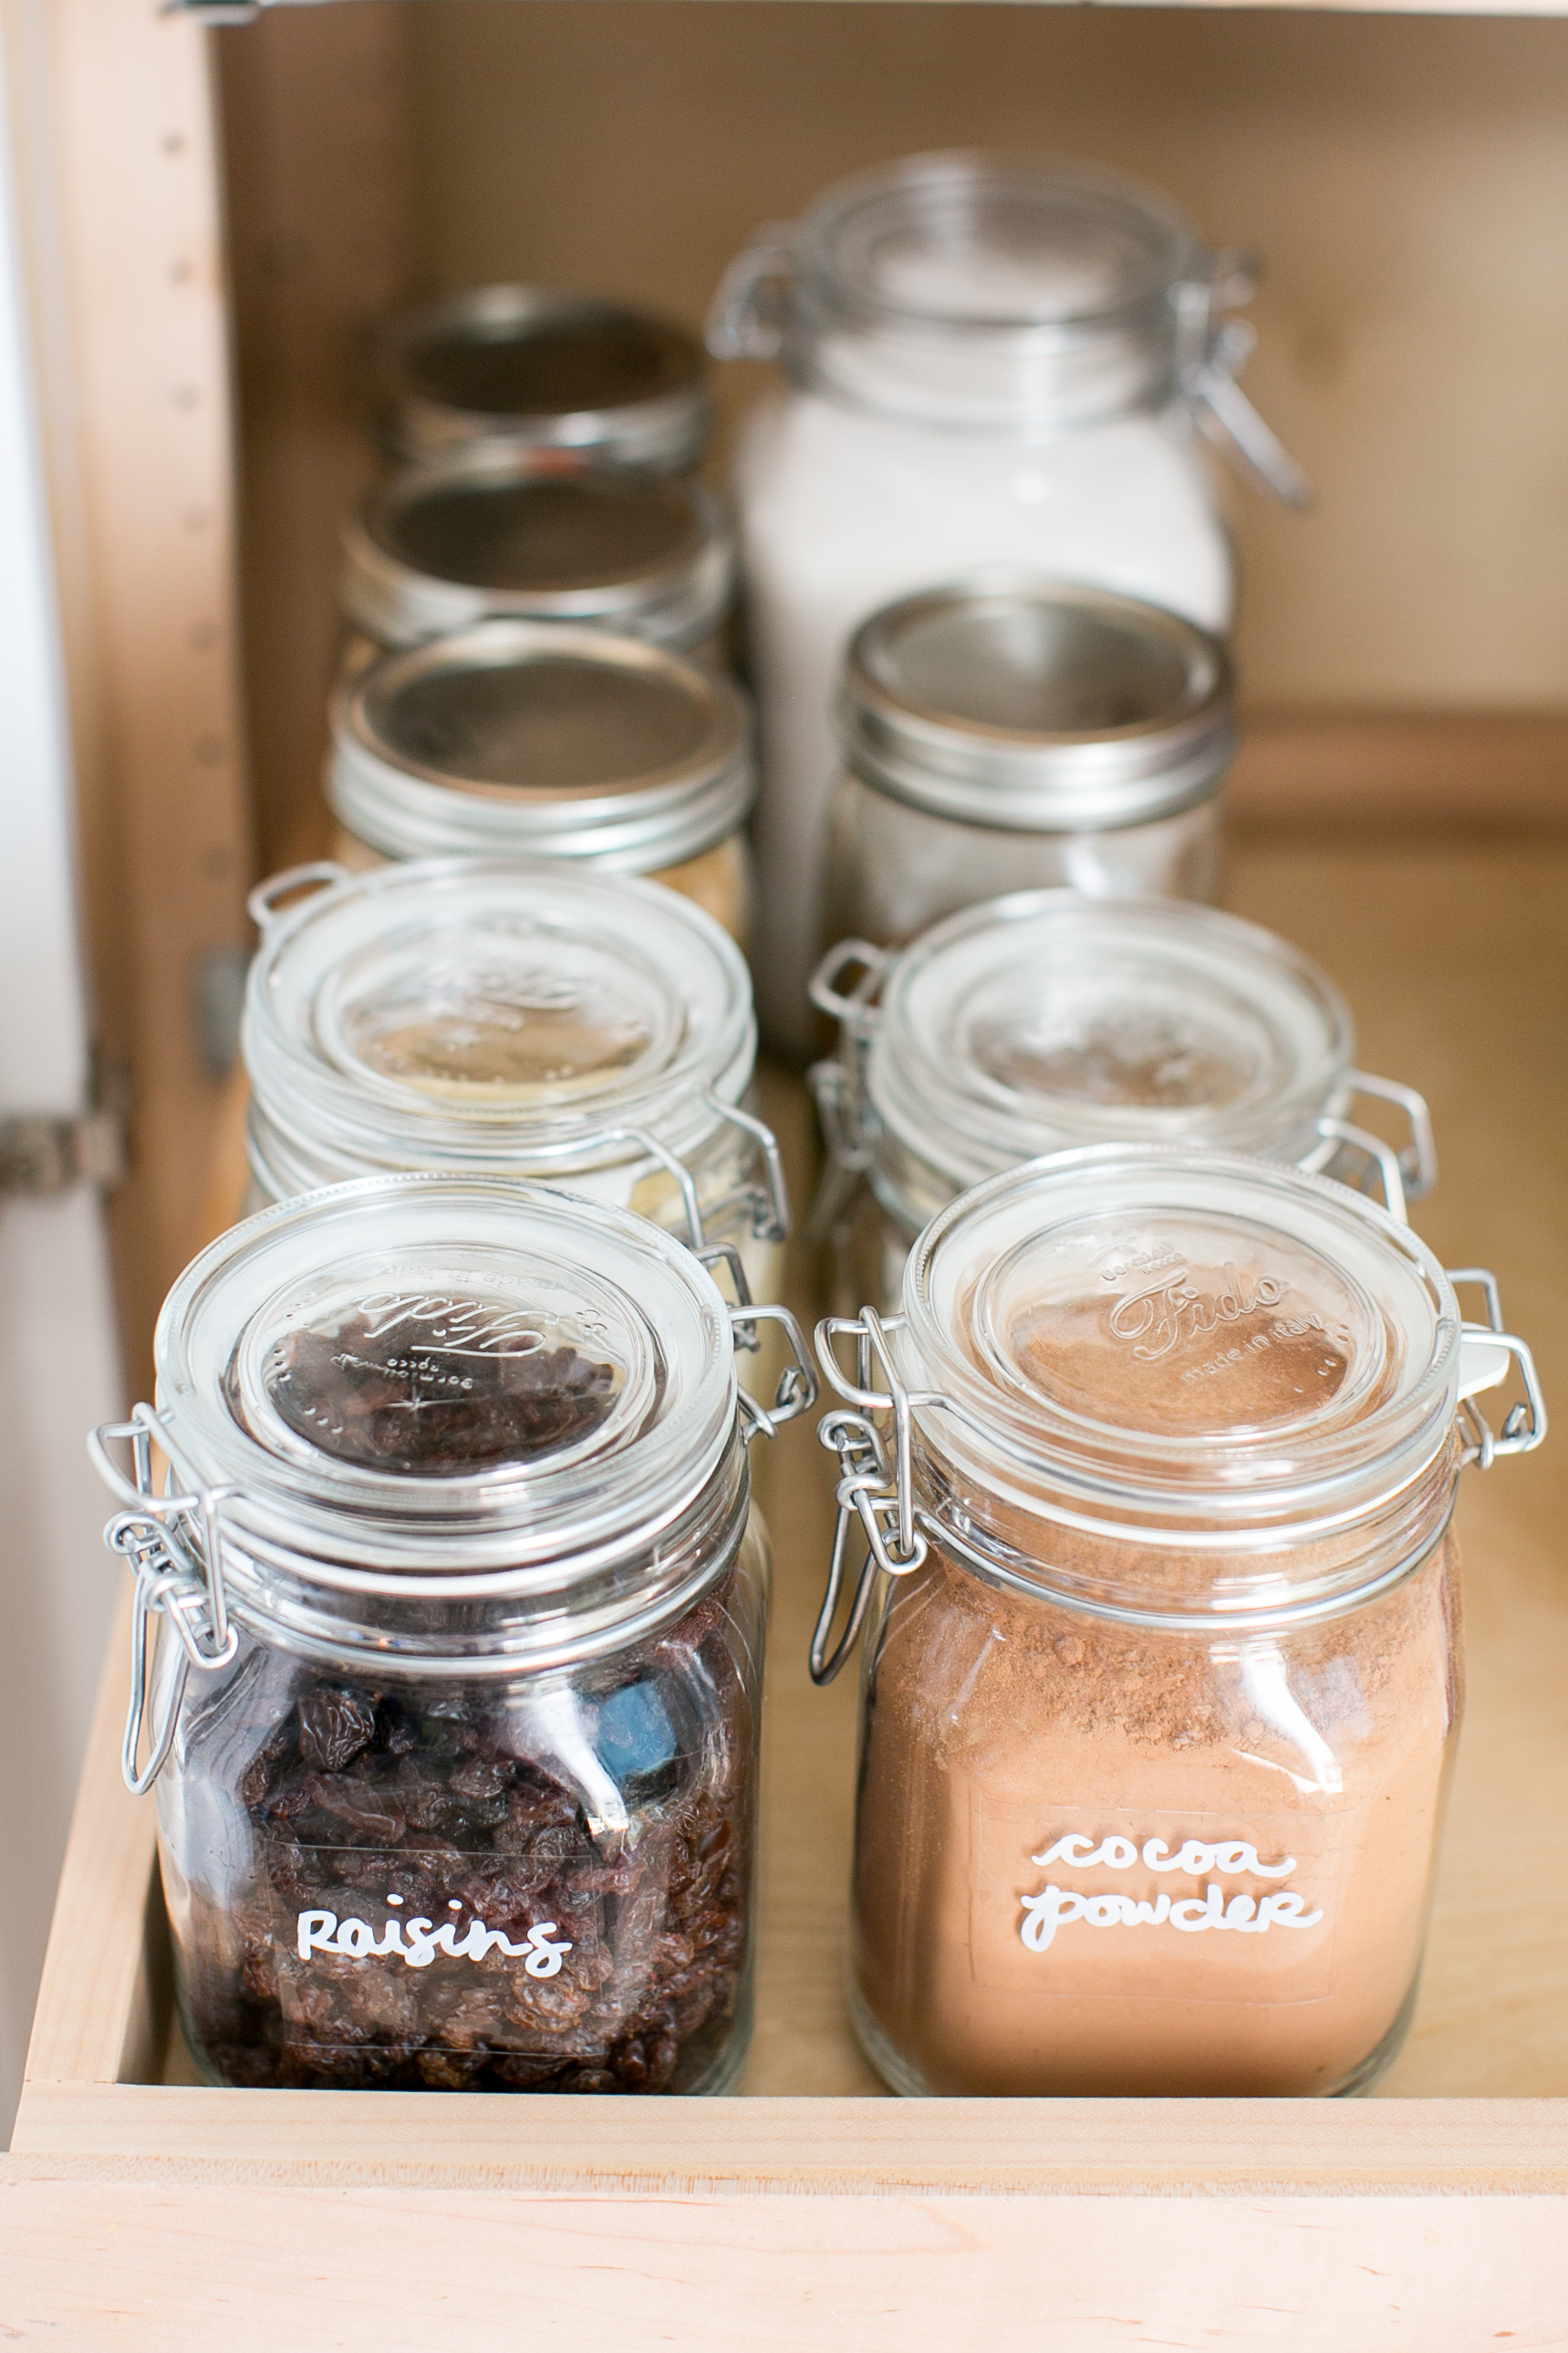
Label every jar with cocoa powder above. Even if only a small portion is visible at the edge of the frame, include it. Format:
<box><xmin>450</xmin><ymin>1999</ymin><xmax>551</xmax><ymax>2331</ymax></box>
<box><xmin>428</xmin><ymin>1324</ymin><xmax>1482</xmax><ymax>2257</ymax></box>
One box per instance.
<box><xmin>242</xmin><ymin>859</ymin><xmax>786</xmax><ymax>1308</ymax></box>
<box><xmin>814</xmin><ymin>1147</ymin><xmax>1543</xmax><ymax>2098</ymax></box>
<box><xmin>327</xmin><ymin>622</ymin><xmax>754</xmax><ymax>942</ymax></box>
<box><xmin>91</xmin><ymin>1175</ymin><xmax>815</xmax><ymax>2094</ymax></box>
<box><xmin>810</xmin><ymin>891</ymin><xmax>1437</xmax><ymax>1313</ymax></box>
<box><xmin>338</xmin><ymin>451</ymin><xmax>735</xmax><ymax>667</ymax></box>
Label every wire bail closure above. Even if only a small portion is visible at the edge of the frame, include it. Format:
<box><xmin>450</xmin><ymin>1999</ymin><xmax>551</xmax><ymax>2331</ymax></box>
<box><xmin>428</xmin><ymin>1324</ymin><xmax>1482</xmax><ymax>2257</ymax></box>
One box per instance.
<box><xmin>809</xmin><ymin>1307</ymin><xmax>951</xmax><ymax>1683</ymax></box>
<box><xmin>88</xmin><ymin>1408</ymin><xmax>240</xmax><ymax>1795</ymax></box>
<box><xmin>1449</xmin><ymin>1269</ymin><xmax>1549</xmax><ymax>1470</ymax></box>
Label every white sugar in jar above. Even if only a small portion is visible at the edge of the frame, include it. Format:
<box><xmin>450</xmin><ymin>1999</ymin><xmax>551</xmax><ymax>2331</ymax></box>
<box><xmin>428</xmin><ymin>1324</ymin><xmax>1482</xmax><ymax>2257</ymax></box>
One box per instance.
<box><xmin>708</xmin><ymin>151</ymin><xmax>1306</xmax><ymax>1056</ymax></box>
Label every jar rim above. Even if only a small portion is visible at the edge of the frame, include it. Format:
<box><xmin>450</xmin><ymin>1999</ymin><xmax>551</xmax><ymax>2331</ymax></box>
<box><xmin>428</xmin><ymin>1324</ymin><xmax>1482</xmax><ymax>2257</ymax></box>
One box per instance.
<box><xmin>340</xmin><ymin>451</ymin><xmax>735</xmax><ymax>654</ymax></box>
<box><xmin>841</xmin><ymin>578</ymin><xmax>1234</xmax><ymax>828</ymax></box>
<box><xmin>328</xmin><ymin>621</ymin><xmax>755</xmax><ymax>867</ymax></box>
<box><xmin>372</xmin><ymin>284</ymin><xmax>711</xmax><ymax>473</ymax></box>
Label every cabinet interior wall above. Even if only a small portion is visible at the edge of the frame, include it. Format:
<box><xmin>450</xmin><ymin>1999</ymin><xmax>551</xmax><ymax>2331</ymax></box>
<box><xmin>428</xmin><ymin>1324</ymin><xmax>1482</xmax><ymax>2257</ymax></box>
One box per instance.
<box><xmin>219</xmin><ymin>0</ymin><xmax>1568</xmax><ymax>871</ymax></box>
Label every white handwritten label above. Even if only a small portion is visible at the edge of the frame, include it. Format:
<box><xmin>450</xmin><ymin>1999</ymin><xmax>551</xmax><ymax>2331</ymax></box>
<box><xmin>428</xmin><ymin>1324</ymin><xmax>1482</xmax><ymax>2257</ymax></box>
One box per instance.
<box><xmin>1018</xmin><ymin>1827</ymin><xmax>1323</xmax><ymax>1954</ymax></box>
<box><xmin>296</xmin><ymin>1909</ymin><xmax>572</xmax><ymax>1975</ymax></box>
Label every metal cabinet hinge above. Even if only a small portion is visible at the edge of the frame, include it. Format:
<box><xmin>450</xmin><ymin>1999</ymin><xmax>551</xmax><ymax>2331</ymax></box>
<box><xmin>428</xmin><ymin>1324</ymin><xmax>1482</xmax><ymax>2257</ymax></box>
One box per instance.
<box><xmin>0</xmin><ymin>1106</ymin><xmax>127</xmax><ymax>1200</ymax></box>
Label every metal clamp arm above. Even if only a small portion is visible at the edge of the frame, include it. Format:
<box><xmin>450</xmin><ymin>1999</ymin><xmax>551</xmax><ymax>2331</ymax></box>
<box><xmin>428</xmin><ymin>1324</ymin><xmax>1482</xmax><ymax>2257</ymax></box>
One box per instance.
<box><xmin>705</xmin><ymin>224</ymin><xmax>797</xmax><ymax>361</ymax></box>
<box><xmin>246</xmin><ymin>861</ymin><xmax>348</xmax><ymax>933</ymax></box>
<box><xmin>731</xmin><ymin>1304</ymin><xmax>818</xmax><ymax>1441</ymax></box>
<box><xmin>1447</xmin><ymin>1270</ymin><xmax>1547</xmax><ymax>1468</ymax></box>
<box><xmin>1346</xmin><ymin>1071</ymin><xmax>1438</xmax><ymax>1200</ymax></box>
<box><xmin>809</xmin><ymin>939</ymin><xmax>890</xmax><ymax>1030</ymax></box>
<box><xmin>1315</xmin><ymin>1117</ymin><xmax>1407</xmax><ymax>1223</ymax></box>
<box><xmin>701</xmin><ymin>1092</ymin><xmax>789</xmax><ymax>1243</ymax></box>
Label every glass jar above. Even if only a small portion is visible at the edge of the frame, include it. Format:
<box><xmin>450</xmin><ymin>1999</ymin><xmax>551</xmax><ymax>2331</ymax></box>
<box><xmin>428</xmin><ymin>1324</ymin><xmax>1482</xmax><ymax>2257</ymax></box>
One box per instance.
<box><xmin>243</xmin><ymin>857</ymin><xmax>787</xmax><ymax>1309</ymax></box>
<box><xmin>810</xmin><ymin>891</ymin><xmax>1437</xmax><ymax>1314</ymax></box>
<box><xmin>812</xmin><ymin>1147</ymin><xmax>1543</xmax><ymax>2098</ymax></box>
<box><xmin>327</xmin><ymin>622</ymin><xmax>754</xmax><ymax>942</ymax></box>
<box><xmin>825</xmin><ymin>579</ymin><xmax>1233</xmax><ymax>953</ymax></box>
<box><xmin>373</xmin><ymin>286</ymin><xmax>711</xmax><ymax>474</ymax></box>
<box><xmin>91</xmin><ymin>1174</ymin><xmax>815</xmax><ymax>2094</ymax></box>
<box><xmin>338</xmin><ymin>451</ymin><xmax>736</xmax><ymax>667</ymax></box>
<box><xmin>707</xmin><ymin>151</ymin><xmax>1306</xmax><ymax>1055</ymax></box>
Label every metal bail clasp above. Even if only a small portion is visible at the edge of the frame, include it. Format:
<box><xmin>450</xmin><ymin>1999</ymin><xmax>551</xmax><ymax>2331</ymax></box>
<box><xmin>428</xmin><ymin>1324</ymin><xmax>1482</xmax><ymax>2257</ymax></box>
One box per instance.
<box><xmin>88</xmin><ymin>1407</ymin><xmax>241</xmax><ymax>1795</ymax></box>
<box><xmin>809</xmin><ymin>1308</ymin><xmax>949</xmax><ymax>1684</ymax></box>
<box><xmin>1449</xmin><ymin>1270</ymin><xmax>1548</xmax><ymax>1470</ymax></box>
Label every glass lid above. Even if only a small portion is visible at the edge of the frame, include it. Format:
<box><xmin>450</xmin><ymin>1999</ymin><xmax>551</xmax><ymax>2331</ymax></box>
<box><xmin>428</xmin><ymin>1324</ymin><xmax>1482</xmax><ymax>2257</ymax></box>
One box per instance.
<box><xmin>901</xmin><ymin>1147</ymin><xmax>1459</xmax><ymax>1522</ymax></box>
<box><xmin>243</xmin><ymin>858</ymin><xmax>753</xmax><ymax>1158</ymax></box>
<box><xmin>155</xmin><ymin>1173</ymin><xmax>738</xmax><ymax>1573</ymax></box>
<box><xmin>869</xmin><ymin>893</ymin><xmax>1350</xmax><ymax>1183</ymax></box>
<box><xmin>800</xmin><ymin>153</ymin><xmax>1196</xmax><ymax>329</ymax></box>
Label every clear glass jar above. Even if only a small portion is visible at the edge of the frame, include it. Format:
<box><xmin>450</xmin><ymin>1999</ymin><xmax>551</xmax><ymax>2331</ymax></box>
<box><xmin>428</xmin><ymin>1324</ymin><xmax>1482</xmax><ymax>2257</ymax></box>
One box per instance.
<box><xmin>243</xmin><ymin>857</ymin><xmax>786</xmax><ymax>1309</ymax></box>
<box><xmin>812</xmin><ymin>1148</ymin><xmax>1543</xmax><ymax>2098</ymax></box>
<box><xmin>707</xmin><ymin>151</ymin><xmax>1306</xmax><ymax>1055</ymax></box>
<box><xmin>810</xmin><ymin>891</ymin><xmax>1438</xmax><ymax>1314</ymax></box>
<box><xmin>338</xmin><ymin>451</ymin><xmax>736</xmax><ymax>665</ymax></box>
<box><xmin>327</xmin><ymin>622</ymin><xmax>754</xmax><ymax>942</ymax></box>
<box><xmin>91</xmin><ymin>1175</ymin><xmax>816</xmax><ymax>2094</ymax></box>
<box><xmin>825</xmin><ymin>580</ymin><xmax>1233</xmax><ymax>953</ymax></box>
<box><xmin>373</xmin><ymin>286</ymin><xmax>711</xmax><ymax>474</ymax></box>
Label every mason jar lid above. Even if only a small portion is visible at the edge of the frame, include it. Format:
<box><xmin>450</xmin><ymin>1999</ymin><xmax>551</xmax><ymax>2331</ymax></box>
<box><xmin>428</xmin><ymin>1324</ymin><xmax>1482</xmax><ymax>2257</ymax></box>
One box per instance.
<box><xmin>243</xmin><ymin>859</ymin><xmax>755</xmax><ymax>1194</ymax></box>
<box><xmin>155</xmin><ymin>1175</ymin><xmax>739</xmax><ymax>1589</ymax></box>
<box><xmin>339</xmin><ymin>451</ymin><xmax>735</xmax><ymax>653</ymax></box>
<box><xmin>842</xmin><ymin>579</ymin><xmax>1233</xmax><ymax>831</ymax></box>
<box><xmin>373</xmin><ymin>286</ymin><xmax>711</xmax><ymax>473</ymax></box>
<box><xmin>867</xmin><ymin>894</ymin><xmax>1352</xmax><ymax>1191</ymax></box>
<box><xmin>899</xmin><ymin>1149</ymin><xmax>1462</xmax><ymax>1563</ymax></box>
<box><xmin>328</xmin><ymin>622</ymin><xmax>754</xmax><ymax>869</ymax></box>
<box><xmin>791</xmin><ymin>152</ymin><xmax>1204</xmax><ymax>430</ymax></box>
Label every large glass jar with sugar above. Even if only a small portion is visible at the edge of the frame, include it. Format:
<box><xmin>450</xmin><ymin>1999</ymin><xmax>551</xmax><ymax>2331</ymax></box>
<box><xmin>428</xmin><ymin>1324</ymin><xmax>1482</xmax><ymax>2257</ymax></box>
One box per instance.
<box><xmin>708</xmin><ymin>151</ymin><xmax>1306</xmax><ymax>1055</ymax></box>
<box><xmin>90</xmin><ymin>1174</ymin><xmax>815</xmax><ymax>2093</ymax></box>
<box><xmin>812</xmin><ymin>1148</ymin><xmax>1543</xmax><ymax>2097</ymax></box>
<box><xmin>810</xmin><ymin>892</ymin><xmax>1437</xmax><ymax>1313</ymax></box>
<box><xmin>824</xmin><ymin>580</ymin><xmax>1234</xmax><ymax>953</ymax></box>
<box><xmin>374</xmin><ymin>286</ymin><xmax>711</xmax><ymax>474</ymax></box>
<box><xmin>338</xmin><ymin>451</ymin><xmax>735</xmax><ymax>668</ymax></box>
<box><xmin>243</xmin><ymin>858</ymin><xmax>787</xmax><ymax>1308</ymax></box>
<box><xmin>327</xmin><ymin>623</ymin><xmax>754</xmax><ymax>942</ymax></box>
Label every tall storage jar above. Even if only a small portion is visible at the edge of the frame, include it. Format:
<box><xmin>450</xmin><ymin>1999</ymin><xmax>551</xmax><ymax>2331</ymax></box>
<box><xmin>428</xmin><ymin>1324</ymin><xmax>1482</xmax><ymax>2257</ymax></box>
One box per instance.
<box><xmin>824</xmin><ymin>579</ymin><xmax>1234</xmax><ymax>952</ymax></box>
<box><xmin>813</xmin><ymin>1148</ymin><xmax>1543</xmax><ymax>2097</ymax></box>
<box><xmin>338</xmin><ymin>450</ymin><xmax>735</xmax><ymax>668</ymax></box>
<box><xmin>243</xmin><ymin>858</ymin><xmax>787</xmax><ymax>1307</ymax></box>
<box><xmin>91</xmin><ymin>1174</ymin><xmax>815</xmax><ymax>2094</ymax></box>
<box><xmin>327</xmin><ymin>621</ymin><xmax>754</xmax><ymax>942</ymax></box>
<box><xmin>811</xmin><ymin>891</ymin><xmax>1437</xmax><ymax>1312</ymax></box>
<box><xmin>374</xmin><ymin>286</ymin><xmax>711</xmax><ymax>474</ymax></box>
<box><xmin>708</xmin><ymin>151</ymin><xmax>1305</xmax><ymax>1054</ymax></box>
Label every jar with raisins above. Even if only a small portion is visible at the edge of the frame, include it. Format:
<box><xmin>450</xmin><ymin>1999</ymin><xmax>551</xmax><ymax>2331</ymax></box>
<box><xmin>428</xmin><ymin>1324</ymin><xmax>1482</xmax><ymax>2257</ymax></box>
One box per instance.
<box><xmin>243</xmin><ymin>858</ymin><xmax>786</xmax><ymax>1308</ymax></box>
<box><xmin>91</xmin><ymin>1173</ymin><xmax>814</xmax><ymax>2095</ymax></box>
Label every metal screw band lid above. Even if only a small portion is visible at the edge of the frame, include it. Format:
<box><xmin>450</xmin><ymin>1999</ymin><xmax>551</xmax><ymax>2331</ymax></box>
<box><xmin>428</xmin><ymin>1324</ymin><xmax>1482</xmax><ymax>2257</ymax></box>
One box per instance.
<box><xmin>841</xmin><ymin>578</ymin><xmax>1235</xmax><ymax>833</ymax></box>
<box><xmin>328</xmin><ymin>621</ymin><xmax>755</xmax><ymax>870</ymax></box>
<box><xmin>373</xmin><ymin>286</ymin><xmax>711</xmax><ymax>474</ymax></box>
<box><xmin>339</xmin><ymin>450</ymin><xmax>736</xmax><ymax>654</ymax></box>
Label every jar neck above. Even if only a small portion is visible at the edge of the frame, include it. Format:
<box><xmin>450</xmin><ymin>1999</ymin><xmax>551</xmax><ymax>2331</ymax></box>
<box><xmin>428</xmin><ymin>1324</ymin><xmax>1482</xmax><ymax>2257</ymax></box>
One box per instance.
<box><xmin>206</xmin><ymin>1426</ymin><xmax>753</xmax><ymax>1679</ymax></box>
<box><xmin>911</xmin><ymin>1430</ymin><xmax>1460</xmax><ymax>1629</ymax></box>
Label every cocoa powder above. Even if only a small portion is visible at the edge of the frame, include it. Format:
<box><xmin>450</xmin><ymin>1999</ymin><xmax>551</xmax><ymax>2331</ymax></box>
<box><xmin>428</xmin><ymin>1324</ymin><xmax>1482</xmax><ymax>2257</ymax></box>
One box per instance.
<box><xmin>852</xmin><ymin>1527</ymin><xmax>1461</xmax><ymax>2097</ymax></box>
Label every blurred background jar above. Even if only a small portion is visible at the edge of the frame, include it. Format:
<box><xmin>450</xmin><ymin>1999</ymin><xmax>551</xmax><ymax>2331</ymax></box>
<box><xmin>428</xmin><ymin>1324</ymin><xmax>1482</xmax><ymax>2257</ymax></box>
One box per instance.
<box><xmin>337</xmin><ymin>451</ymin><xmax>736</xmax><ymax>674</ymax></box>
<box><xmin>707</xmin><ymin>151</ymin><xmax>1307</xmax><ymax>1057</ymax></box>
<box><xmin>327</xmin><ymin>622</ymin><xmax>754</xmax><ymax>941</ymax></box>
<box><xmin>243</xmin><ymin>858</ymin><xmax>787</xmax><ymax>1309</ymax></box>
<box><xmin>824</xmin><ymin>579</ymin><xmax>1234</xmax><ymax>955</ymax></box>
<box><xmin>373</xmin><ymin>286</ymin><xmax>711</xmax><ymax>474</ymax></box>
<box><xmin>91</xmin><ymin>1175</ymin><xmax>815</xmax><ymax>2096</ymax></box>
<box><xmin>810</xmin><ymin>891</ymin><xmax>1437</xmax><ymax>1313</ymax></box>
<box><xmin>812</xmin><ymin>1148</ymin><xmax>1542</xmax><ymax>2098</ymax></box>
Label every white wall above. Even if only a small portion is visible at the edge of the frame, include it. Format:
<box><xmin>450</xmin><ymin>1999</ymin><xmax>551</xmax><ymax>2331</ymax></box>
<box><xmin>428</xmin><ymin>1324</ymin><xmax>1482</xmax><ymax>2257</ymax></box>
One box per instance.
<box><xmin>0</xmin><ymin>1</ymin><xmax>123</xmax><ymax>2141</ymax></box>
